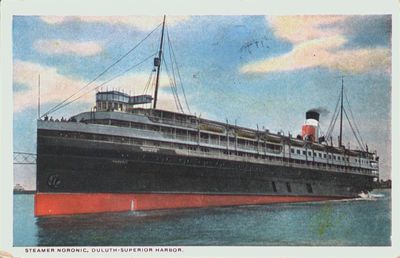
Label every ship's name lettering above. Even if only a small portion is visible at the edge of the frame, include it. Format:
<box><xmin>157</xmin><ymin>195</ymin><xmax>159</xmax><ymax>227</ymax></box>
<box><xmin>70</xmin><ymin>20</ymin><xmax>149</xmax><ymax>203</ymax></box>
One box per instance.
<box><xmin>140</xmin><ymin>146</ymin><xmax>159</xmax><ymax>152</ymax></box>
<box><xmin>25</xmin><ymin>248</ymin><xmax>89</xmax><ymax>253</ymax></box>
<box><xmin>112</xmin><ymin>160</ymin><xmax>128</xmax><ymax>164</ymax></box>
<box><xmin>24</xmin><ymin>247</ymin><xmax>183</xmax><ymax>254</ymax></box>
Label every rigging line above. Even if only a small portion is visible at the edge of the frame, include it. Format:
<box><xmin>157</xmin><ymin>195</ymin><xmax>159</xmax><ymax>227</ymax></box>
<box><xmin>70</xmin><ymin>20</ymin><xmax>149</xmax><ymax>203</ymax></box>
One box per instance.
<box><xmin>325</xmin><ymin>92</ymin><xmax>341</xmax><ymax>137</ymax></box>
<box><xmin>326</xmin><ymin>91</ymin><xmax>341</xmax><ymax>137</ymax></box>
<box><xmin>344</xmin><ymin>90</ymin><xmax>365</xmax><ymax>148</ymax></box>
<box><xmin>344</xmin><ymin>108</ymin><xmax>364</xmax><ymax>151</ymax></box>
<box><xmin>166</xmin><ymin>26</ymin><xmax>191</xmax><ymax>114</ymax></box>
<box><xmin>50</xmin><ymin>53</ymin><xmax>157</xmax><ymax>114</ymax></box>
<box><xmin>163</xmin><ymin>57</ymin><xmax>183</xmax><ymax>112</ymax></box>
<box><xmin>150</xmin><ymin>70</ymin><xmax>157</xmax><ymax>94</ymax></box>
<box><xmin>326</xmin><ymin>106</ymin><xmax>339</xmax><ymax>139</ymax></box>
<box><xmin>143</xmin><ymin>52</ymin><xmax>159</xmax><ymax>95</ymax></box>
<box><xmin>344</xmin><ymin>108</ymin><xmax>365</xmax><ymax>151</ymax></box>
<box><xmin>161</xmin><ymin>51</ymin><xmax>179</xmax><ymax>99</ymax></box>
<box><xmin>317</xmin><ymin>123</ymin><xmax>326</xmax><ymax>140</ymax></box>
<box><xmin>162</xmin><ymin>30</ymin><xmax>184</xmax><ymax>113</ymax></box>
<box><xmin>328</xmin><ymin>91</ymin><xmax>340</xmax><ymax>131</ymax></box>
<box><xmin>143</xmin><ymin>69</ymin><xmax>155</xmax><ymax>95</ymax></box>
<box><xmin>50</xmin><ymin>52</ymin><xmax>156</xmax><ymax>114</ymax></box>
<box><xmin>143</xmin><ymin>70</ymin><xmax>157</xmax><ymax>108</ymax></box>
<box><xmin>100</xmin><ymin>52</ymin><xmax>157</xmax><ymax>86</ymax></box>
<box><xmin>42</xmin><ymin>23</ymin><xmax>162</xmax><ymax>117</ymax></box>
<box><xmin>165</xmin><ymin>35</ymin><xmax>181</xmax><ymax>112</ymax></box>
<box><xmin>166</xmin><ymin>35</ymin><xmax>178</xmax><ymax>93</ymax></box>
<box><xmin>162</xmin><ymin>54</ymin><xmax>183</xmax><ymax>112</ymax></box>
<box><xmin>326</xmin><ymin>109</ymin><xmax>339</xmax><ymax>140</ymax></box>
<box><xmin>165</xmin><ymin>26</ymin><xmax>180</xmax><ymax>104</ymax></box>
<box><xmin>326</xmin><ymin>107</ymin><xmax>340</xmax><ymax>141</ymax></box>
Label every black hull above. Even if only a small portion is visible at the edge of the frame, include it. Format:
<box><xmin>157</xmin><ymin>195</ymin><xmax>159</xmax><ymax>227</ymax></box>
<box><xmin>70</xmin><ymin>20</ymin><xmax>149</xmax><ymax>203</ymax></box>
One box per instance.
<box><xmin>37</xmin><ymin>132</ymin><xmax>375</xmax><ymax>198</ymax></box>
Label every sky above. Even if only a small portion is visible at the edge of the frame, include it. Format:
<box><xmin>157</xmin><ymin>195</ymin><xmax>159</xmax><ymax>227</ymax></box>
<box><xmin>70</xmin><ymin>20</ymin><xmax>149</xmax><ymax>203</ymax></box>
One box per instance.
<box><xmin>12</xmin><ymin>15</ymin><xmax>392</xmax><ymax>188</ymax></box>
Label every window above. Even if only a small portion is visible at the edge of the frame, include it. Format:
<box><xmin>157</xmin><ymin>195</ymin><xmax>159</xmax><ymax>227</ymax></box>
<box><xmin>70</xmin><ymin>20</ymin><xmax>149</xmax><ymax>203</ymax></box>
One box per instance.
<box><xmin>324</xmin><ymin>154</ymin><xmax>327</xmax><ymax>158</ymax></box>
<box><xmin>272</xmin><ymin>182</ymin><xmax>277</xmax><ymax>193</ymax></box>
<box><xmin>297</xmin><ymin>150</ymin><xmax>301</xmax><ymax>154</ymax></box>
<box><xmin>200</xmin><ymin>147</ymin><xmax>210</xmax><ymax>152</ymax></box>
<box><xmin>286</xmin><ymin>182</ymin><xmax>292</xmax><ymax>193</ymax></box>
<box><xmin>303</xmin><ymin>150</ymin><xmax>306</xmax><ymax>155</ymax></box>
<box><xmin>306</xmin><ymin>183</ymin><xmax>313</xmax><ymax>193</ymax></box>
<box><xmin>318</xmin><ymin>153</ymin><xmax>322</xmax><ymax>158</ymax></box>
<box><xmin>291</xmin><ymin>148</ymin><xmax>295</xmax><ymax>154</ymax></box>
<box><xmin>201</xmin><ymin>133</ymin><xmax>208</xmax><ymax>139</ymax></box>
<box><xmin>308</xmin><ymin>151</ymin><xmax>312</xmax><ymax>156</ymax></box>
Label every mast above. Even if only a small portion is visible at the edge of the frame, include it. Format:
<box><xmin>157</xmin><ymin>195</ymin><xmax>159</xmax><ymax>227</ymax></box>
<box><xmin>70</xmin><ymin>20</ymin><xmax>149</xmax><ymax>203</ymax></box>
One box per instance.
<box><xmin>339</xmin><ymin>76</ymin><xmax>344</xmax><ymax>148</ymax></box>
<box><xmin>153</xmin><ymin>15</ymin><xmax>166</xmax><ymax>109</ymax></box>
<box><xmin>38</xmin><ymin>74</ymin><xmax>41</xmax><ymax>119</ymax></box>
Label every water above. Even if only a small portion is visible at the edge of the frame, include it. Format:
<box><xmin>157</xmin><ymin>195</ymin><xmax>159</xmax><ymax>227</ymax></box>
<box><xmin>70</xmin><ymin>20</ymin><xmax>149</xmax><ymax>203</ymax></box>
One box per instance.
<box><xmin>14</xmin><ymin>189</ymin><xmax>391</xmax><ymax>246</ymax></box>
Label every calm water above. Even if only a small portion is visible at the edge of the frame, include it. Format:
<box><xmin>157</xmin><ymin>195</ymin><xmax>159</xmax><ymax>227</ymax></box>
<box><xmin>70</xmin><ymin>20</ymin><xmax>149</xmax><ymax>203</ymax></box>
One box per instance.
<box><xmin>14</xmin><ymin>189</ymin><xmax>391</xmax><ymax>246</ymax></box>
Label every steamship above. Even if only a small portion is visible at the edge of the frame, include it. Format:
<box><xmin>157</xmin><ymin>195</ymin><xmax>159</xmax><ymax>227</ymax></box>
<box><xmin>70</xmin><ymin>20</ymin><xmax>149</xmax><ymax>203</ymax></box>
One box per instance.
<box><xmin>34</xmin><ymin>17</ymin><xmax>379</xmax><ymax>216</ymax></box>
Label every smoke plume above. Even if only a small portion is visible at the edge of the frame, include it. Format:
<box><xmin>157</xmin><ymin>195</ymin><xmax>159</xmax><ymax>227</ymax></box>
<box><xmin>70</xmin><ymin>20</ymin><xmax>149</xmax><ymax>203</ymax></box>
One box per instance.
<box><xmin>307</xmin><ymin>107</ymin><xmax>330</xmax><ymax>116</ymax></box>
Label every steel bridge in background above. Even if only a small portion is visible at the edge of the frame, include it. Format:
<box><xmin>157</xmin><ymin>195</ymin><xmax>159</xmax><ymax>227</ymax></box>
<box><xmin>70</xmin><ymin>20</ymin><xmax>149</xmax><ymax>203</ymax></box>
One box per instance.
<box><xmin>13</xmin><ymin>152</ymin><xmax>37</xmax><ymax>165</ymax></box>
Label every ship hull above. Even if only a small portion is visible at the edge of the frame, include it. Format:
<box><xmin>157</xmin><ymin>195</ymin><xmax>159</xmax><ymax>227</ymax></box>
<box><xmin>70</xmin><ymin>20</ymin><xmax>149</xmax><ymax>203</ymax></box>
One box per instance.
<box><xmin>34</xmin><ymin>192</ymin><xmax>347</xmax><ymax>216</ymax></box>
<box><xmin>35</xmin><ymin>129</ymin><xmax>375</xmax><ymax>216</ymax></box>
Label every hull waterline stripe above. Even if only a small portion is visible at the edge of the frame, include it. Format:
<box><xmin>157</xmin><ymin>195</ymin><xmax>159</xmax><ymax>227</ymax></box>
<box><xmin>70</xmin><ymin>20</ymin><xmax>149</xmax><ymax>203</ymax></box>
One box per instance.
<box><xmin>34</xmin><ymin>192</ymin><xmax>350</xmax><ymax>217</ymax></box>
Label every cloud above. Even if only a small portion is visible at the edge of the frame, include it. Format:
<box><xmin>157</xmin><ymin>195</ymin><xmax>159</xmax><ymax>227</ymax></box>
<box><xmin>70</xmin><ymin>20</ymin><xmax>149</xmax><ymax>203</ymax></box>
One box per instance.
<box><xmin>40</xmin><ymin>16</ymin><xmax>66</xmax><ymax>24</ymax></box>
<box><xmin>240</xmin><ymin>15</ymin><xmax>391</xmax><ymax>75</ymax></box>
<box><xmin>333</xmin><ymin>48</ymin><xmax>391</xmax><ymax>73</ymax></box>
<box><xmin>34</xmin><ymin>39</ymin><xmax>103</xmax><ymax>56</ymax></box>
<box><xmin>13</xmin><ymin>60</ymin><xmax>178</xmax><ymax>113</ymax></box>
<box><xmin>40</xmin><ymin>16</ymin><xmax>190</xmax><ymax>31</ymax></box>
<box><xmin>267</xmin><ymin>16</ymin><xmax>347</xmax><ymax>44</ymax></box>
<box><xmin>155</xmin><ymin>91</ymin><xmax>182</xmax><ymax>112</ymax></box>
<box><xmin>240</xmin><ymin>35</ymin><xmax>390</xmax><ymax>74</ymax></box>
<box><xmin>13</xmin><ymin>60</ymin><xmax>92</xmax><ymax>112</ymax></box>
<box><xmin>340</xmin><ymin>15</ymin><xmax>391</xmax><ymax>48</ymax></box>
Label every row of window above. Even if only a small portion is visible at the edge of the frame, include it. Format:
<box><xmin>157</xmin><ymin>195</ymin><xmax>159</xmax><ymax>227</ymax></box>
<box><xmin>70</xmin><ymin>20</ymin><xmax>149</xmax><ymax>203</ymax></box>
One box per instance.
<box><xmin>99</xmin><ymin>119</ymin><xmax>255</xmax><ymax>143</ymax></box>
<box><xmin>96</xmin><ymin>92</ymin><xmax>130</xmax><ymax>102</ymax></box>
<box><xmin>66</xmin><ymin>117</ymin><xmax>374</xmax><ymax>166</ymax></box>
<box><xmin>40</xmin><ymin>130</ymin><xmax>373</xmax><ymax>173</ymax></box>
<box><xmin>97</xmin><ymin>101</ymin><xmax>126</xmax><ymax>112</ymax></box>
<box><xmin>290</xmin><ymin>147</ymin><xmax>367</xmax><ymax>164</ymax></box>
<box><xmin>92</xmin><ymin>119</ymin><xmax>283</xmax><ymax>152</ymax></box>
<box><xmin>291</xmin><ymin>148</ymin><xmax>347</xmax><ymax>160</ymax></box>
<box><xmin>137</xmin><ymin>149</ymin><xmax>369</xmax><ymax>174</ymax></box>
<box><xmin>94</xmin><ymin>119</ymin><xmax>372</xmax><ymax>166</ymax></box>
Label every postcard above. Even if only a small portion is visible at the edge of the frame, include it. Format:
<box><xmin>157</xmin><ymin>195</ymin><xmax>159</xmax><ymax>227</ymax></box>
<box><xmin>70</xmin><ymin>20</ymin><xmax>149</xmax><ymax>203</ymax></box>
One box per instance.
<box><xmin>1</xmin><ymin>0</ymin><xmax>398</xmax><ymax>257</ymax></box>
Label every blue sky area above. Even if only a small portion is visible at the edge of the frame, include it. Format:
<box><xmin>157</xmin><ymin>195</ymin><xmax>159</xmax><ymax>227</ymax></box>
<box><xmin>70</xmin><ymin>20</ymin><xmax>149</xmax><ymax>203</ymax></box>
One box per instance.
<box><xmin>13</xmin><ymin>15</ymin><xmax>392</xmax><ymax>188</ymax></box>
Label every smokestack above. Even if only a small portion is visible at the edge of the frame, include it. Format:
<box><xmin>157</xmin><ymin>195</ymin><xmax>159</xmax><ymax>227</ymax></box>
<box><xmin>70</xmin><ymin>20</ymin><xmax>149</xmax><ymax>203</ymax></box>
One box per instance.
<box><xmin>301</xmin><ymin>110</ymin><xmax>320</xmax><ymax>142</ymax></box>
<box><xmin>306</xmin><ymin>111</ymin><xmax>320</xmax><ymax>121</ymax></box>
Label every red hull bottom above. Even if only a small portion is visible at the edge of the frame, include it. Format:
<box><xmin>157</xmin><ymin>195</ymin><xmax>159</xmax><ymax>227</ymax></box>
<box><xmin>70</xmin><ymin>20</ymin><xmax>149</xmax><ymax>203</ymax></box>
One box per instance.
<box><xmin>34</xmin><ymin>193</ymin><xmax>348</xmax><ymax>217</ymax></box>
